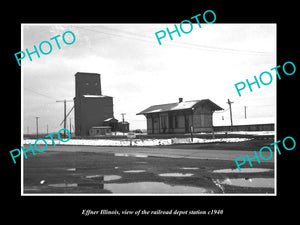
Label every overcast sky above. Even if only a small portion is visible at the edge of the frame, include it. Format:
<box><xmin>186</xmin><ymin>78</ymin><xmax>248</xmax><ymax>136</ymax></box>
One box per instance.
<box><xmin>22</xmin><ymin>23</ymin><xmax>276</xmax><ymax>134</ymax></box>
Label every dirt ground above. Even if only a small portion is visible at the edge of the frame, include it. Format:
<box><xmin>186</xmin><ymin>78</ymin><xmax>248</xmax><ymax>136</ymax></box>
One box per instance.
<box><xmin>23</xmin><ymin>139</ymin><xmax>275</xmax><ymax>195</ymax></box>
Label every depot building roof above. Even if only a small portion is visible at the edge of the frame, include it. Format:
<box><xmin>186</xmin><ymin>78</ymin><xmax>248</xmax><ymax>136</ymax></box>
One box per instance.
<box><xmin>137</xmin><ymin>99</ymin><xmax>223</xmax><ymax>115</ymax></box>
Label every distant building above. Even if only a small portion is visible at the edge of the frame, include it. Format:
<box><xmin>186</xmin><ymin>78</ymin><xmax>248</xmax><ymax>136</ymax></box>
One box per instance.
<box><xmin>103</xmin><ymin>117</ymin><xmax>129</xmax><ymax>133</ymax></box>
<box><xmin>89</xmin><ymin>126</ymin><xmax>112</xmax><ymax>136</ymax></box>
<box><xmin>74</xmin><ymin>72</ymin><xmax>129</xmax><ymax>136</ymax></box>
<box><xmin>137</xmin><ymin>98</ymin><xmax>223</xmax><ymax>134</ymax></box>
<box><xmin>118</xmin><ymin>121</ymin><xmax>130</xmax><ymax>133</ymax></box>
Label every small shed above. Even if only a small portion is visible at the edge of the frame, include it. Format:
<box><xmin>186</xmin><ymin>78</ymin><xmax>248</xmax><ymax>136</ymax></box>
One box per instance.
<box><xmin>118</xmin><ymin>121</ymin><xmax>130</xmax><ymax>133</ymax></box>
<box><xmin>103</xmin><ymin>117</ymin><xmax>119</xmax><ymax>131</ymax></box>
<box><xmin>89</xmin><ymin>126</ymin><xmax>112</xmax><ymax>136</ymax></box>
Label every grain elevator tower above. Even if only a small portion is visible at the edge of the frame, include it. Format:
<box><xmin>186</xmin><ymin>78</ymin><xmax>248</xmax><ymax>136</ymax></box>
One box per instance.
<box><xmin>74</xmin><ymin>72</ymin><xmax>114</xmax><ymax>136</ymax></box>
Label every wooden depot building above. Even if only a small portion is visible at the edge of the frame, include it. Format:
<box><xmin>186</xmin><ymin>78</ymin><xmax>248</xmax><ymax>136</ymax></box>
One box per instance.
<box><xmin>137</xmin><ymin>98</ymin><xmax>223</xmax><ymax>134</ymax></box>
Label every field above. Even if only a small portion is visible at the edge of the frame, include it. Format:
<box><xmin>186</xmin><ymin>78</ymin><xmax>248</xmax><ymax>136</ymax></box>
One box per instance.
<box><xmin>23</xmin><ymin>138</ymin><xmax>275</xmax><ymax>195</ymax></box>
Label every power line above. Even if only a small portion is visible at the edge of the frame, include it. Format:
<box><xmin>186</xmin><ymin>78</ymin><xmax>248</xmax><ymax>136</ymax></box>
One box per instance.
<box><xmin>24</xmin><ymin>87</ymin><xmax>56</xmax><ymax>100</ymax></box>
<box><xmin>232</xmin><ymin>83</ymin><xmax>276</xmax><ymax>104</ymax></box>
<box><xmin>73</xmin><ymin>25</ymin><xmax>274</xmax><ymax>56</ymax></box>
<box><xmin>103</xmin><ymin>26</ymin><xmax>274</xmax><ymax>55</ymax></box>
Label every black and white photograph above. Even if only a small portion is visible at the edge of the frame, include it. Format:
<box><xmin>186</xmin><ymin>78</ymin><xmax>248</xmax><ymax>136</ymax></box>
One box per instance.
<box><xmin>21</xmin><ymin>23</ymin><xmax>276</xmax><ymax>195</ymax></box>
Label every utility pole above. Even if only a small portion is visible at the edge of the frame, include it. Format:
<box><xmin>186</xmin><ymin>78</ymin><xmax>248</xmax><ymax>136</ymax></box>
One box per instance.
<box><xmin>46</xmin><ymin>124</ymin><xmax>49</xmax><ymax>135</ymax></box>
<box><xmin>35</xmin><ymin>117</ymin><xmax>40</xmax><ymax>138</ymax></box>
<box><xmin>226</xmin><ymin>99</ymin><xmax>234</xmax><ymax>127</ymax></box>
<box><xmin>244</xmin><ymin>106</ymin><xmax>248</xmax><ymax>119</ymax></box>
<box><xmin>56</xmin><ymin>99</ymin><xmax>73</xmax><ymax>138</ymax></box>
<box><xmin>120</xmin><ymin>113</ymin><xmax>126</xmax><ymax>135</ymax></box>
<box><xmin>69</xmin><ymin>117</ymin><xmax>72</xmax><ymax>134</ymax></box>
<box><xmin>121</xmin><ymin>113</ymin><xmax>126</xmax><ymax>123</ymax></box>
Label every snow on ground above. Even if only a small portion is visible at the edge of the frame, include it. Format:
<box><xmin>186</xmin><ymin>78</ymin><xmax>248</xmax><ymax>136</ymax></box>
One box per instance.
<box><xmin>23</xmin><ymin>137</ymin><xmax>251</xmax><ymax>147</ymax></box>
